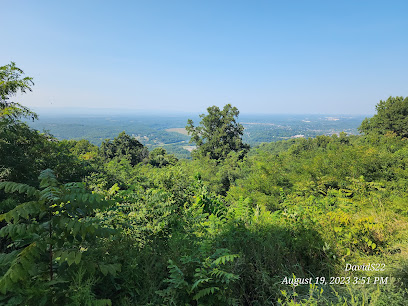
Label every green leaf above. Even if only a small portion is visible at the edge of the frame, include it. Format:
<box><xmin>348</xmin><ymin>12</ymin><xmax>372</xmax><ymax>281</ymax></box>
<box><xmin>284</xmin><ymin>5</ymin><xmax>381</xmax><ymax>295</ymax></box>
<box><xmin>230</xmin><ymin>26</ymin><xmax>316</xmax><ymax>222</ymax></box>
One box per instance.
<box><xmin>72</xmin><ymin>222</ymin><xmax>81</xmax><ymax>236</ymax></box>
<box><xmin>100</xmin><ymin>265</ymin><xmax>108</xmax><ymax>276</ymax></box>
<box><xmin>74</xmin><ymin>252</ymin><xmax>82</xmax><ymax>265</ymax></box>
<box><xmin>67</xmin><ymin>251</ymin><xmax>76</xmax><ymax>266</ymax></box>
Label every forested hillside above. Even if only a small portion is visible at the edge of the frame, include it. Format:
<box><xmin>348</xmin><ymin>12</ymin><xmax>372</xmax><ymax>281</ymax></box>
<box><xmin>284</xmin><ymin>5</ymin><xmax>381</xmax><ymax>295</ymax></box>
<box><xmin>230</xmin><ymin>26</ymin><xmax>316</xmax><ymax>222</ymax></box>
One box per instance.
<box><xmin>1</xmin><ymin>63</ymin><xmax>408</xmax><ymax>305</ymax></box>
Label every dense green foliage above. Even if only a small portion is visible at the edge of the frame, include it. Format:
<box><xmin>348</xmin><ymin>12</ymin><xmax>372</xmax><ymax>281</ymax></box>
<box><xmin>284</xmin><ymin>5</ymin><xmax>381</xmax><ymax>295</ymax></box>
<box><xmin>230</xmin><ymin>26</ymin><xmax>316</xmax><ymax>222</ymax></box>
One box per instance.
<box><xmin>186</xmin><ymin>104</ymin><xmax>250</xmax><ymax>161</ymax></box>
<box><xmin>100</xmin><ymin>131</ymin><xmax>148</xmax><ymax>166</ymax></box>
<box><xmin>0</xmin><ymin>122</ymin><xmax>92</xmax><ymax>187</ymax></box>
<box><xmin>1</xmin><ymin>66</ymin><xmax>407</xmax><ymax>305</ymax></box>
<box><xmin>359</xmin><ymin>96</ymin><xmax>408</xmax><ymax>137</ymax></box>
<box><xmin>0</xmin><ymin>63</ymin><xmax>91</xmax><ymax>187</ymax></box>
<box><xmin>0</xmin><ymin>169</ymin><xmax>114</xmax><ymax>304</ymax></box>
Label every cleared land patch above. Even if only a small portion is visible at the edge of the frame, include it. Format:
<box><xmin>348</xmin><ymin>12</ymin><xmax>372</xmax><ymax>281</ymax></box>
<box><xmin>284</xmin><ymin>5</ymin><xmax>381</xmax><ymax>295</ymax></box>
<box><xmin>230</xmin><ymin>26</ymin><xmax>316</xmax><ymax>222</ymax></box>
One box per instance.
<box><xmin>166</xmin><ymin>127</ymin><xmax>189</xmax><ymax>135</ymax></box>
<box><xmin>182</xmin><ymin>146</ymin><xmax>196</xmax><ymax>152</ymax></box>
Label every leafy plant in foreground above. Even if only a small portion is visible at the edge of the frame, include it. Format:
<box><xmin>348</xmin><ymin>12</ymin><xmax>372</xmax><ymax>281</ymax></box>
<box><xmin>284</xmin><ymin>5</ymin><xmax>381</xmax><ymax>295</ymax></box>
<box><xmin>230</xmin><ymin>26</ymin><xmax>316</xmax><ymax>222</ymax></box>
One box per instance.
<box><xmin>159</xmin><ymin>250</ymin><xmax>239</xmax><ymax>305</ymax></box>
<box><xmin>0</xmin><ymin>169</ymin><xmax>115</xmax><ymax>303</ymax></box>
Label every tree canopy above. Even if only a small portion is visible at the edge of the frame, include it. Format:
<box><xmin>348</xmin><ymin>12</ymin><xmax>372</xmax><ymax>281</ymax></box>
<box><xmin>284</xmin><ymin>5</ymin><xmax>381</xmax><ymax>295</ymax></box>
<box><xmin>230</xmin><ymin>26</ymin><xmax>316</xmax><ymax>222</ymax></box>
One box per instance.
<box><xmin>148</xmin><ymin>147</ymin><xmax>178</xmax><ymax>167</ymax></box>
<box><xmin>0</xmin><ymin>62</ymin><xmax>37</xmax><ymax>121</ymax></box>
<box><xmin>100</xmin><ymin>131</ymin><xmax>148</xmax><ymax>166</ymax></box>
<box><xmin>0</xmin><ymin>64</ymin><xmax>90</xmax><ymax>186</ymax></box>
<box><xmin>186</xmin><ymin>104</ymin><xmax>249</xmax><ymax>161</ymax></box>
<box><xmin>359</xmin><ymin>96</ymin><xmax>408</xmax><ymax>138</ymax></box>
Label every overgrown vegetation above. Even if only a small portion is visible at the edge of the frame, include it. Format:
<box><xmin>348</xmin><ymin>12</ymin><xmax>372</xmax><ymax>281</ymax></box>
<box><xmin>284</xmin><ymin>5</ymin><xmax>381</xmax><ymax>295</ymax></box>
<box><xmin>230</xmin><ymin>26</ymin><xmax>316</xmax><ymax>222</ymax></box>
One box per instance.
<box><xmin>1</xmin><ymin>63</ymin><xmax>408</xmax><ymax>305</ymax></box>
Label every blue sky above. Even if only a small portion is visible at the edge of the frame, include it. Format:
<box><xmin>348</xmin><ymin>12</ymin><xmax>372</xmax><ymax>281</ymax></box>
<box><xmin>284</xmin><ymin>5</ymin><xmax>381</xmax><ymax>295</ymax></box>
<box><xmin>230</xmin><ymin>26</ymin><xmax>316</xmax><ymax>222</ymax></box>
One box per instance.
<box><xmin>2</xmin><ymin>0</ymin><xmax>407</xmax><ymax>114</ymax></box>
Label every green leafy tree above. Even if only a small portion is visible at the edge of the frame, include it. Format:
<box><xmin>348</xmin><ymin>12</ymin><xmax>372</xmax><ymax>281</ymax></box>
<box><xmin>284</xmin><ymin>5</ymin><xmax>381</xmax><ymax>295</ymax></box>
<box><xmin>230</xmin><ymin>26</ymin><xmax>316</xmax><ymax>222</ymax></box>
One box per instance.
<box><xmin>100</xmin><ymin>131</ymin><xmax>148</xmax><ymax>166</ymax></box>
<box><xmin>186</xmin><ymin>104</ymin><xmax>249</xmax><ymax>161</ymax></box>
<box><xmin>149</xmin><ymin>147</ymin><xmax>178</xmax><ymax>167</ymax></box>
<box><xmin>0</xmin><ymin>63</ymin><xmax>93</xmax><ymax>191</ymax></box>
<box><xmin>62</xmin><ymin>139</ymin><xmax>99</xmax><ymax>161</ymax></box>
<box><xmin>0</xmin><ymin>62</ymin><xmax>37</xmax><ymax>121</ymax></box>
<box><xmin>0</xmin><ymin>123</ymin><xmax>93</xmax><ymax>186</ymax></box>
<box><xmin>359</xmin><ymin>96</ymin><xmax>408</xmax><ymax>137</ymax></box>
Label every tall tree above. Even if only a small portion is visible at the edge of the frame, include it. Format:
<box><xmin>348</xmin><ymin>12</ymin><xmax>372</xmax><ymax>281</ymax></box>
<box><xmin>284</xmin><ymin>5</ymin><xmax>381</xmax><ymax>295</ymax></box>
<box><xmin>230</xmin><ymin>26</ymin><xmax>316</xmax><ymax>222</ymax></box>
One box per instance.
<box><xmin>0</xmin><ymin>63</ymin><xmax>92</xmax><ymax>185</ymax></box>
<box><xmin>186</xmin><ymin>104</ymin><xmax>249</xmax><ymax>161</ymax></box>
<box><xmin>359</xmin><ymin>96</ymin><xmax>408</xmax><ymax>138</ymax></box>
<box><xmin>149</xmin><ymin>147</ymin><xmax>178</xmax><ymax>167</ymax></box>
<box><xmin>100</xmin><ymin>131</ymin><xmax>148</xmax><ymax>166</ymax></box>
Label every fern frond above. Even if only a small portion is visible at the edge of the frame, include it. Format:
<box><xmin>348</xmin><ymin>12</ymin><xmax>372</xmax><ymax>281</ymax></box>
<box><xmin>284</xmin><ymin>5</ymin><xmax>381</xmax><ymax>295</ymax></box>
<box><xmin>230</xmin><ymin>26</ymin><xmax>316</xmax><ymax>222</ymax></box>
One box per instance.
<box><xmin>210</xmin><ymin>269</ymin><xmax>239</xmax><ymax>283</ymax></box>
<box><xmin>0</xmin><ymin>223</ymin><xmax>41</xmax><ymax>238</ymax></box>
<box><xmin>38</xmin><ymin>169</ymin><xmax>59</xmax><ymax>188</ymax></box>
<box><xmin>39</xmin><ymin>186</ymin><xmax>62</xmax><ymax>202</ymax></box>
<box><xmin>213</xmin><ymin>254</ymin><xmax>239</xmax><ymax>265</ymax></box>
<box><xmin>0</xmin><ymin>182</ymin><xmax>39</xmax><ymax>197</ymax></box>
<box><xmin>0</xmin><ymin>201</ymin><xmax>43</xmax><ymax>222</ymax></box>
<box><xmin>193</xmin><ymin>286</ymin><xmax>219</xmax><ymax>301</ymax></box>
<box><xmin>191</xmin><ymin>277</ymin><xmax>212</xmax><ymax>291</ymax></box>
<box><xmin>0</xmin><ymin>242</ymin><xmax>41</xmax><ymax>294</ymax></box>
<box><xmin>0</xmin><ymin>250</ymin><xmax>18</xmax><ymax>267</ymax></box>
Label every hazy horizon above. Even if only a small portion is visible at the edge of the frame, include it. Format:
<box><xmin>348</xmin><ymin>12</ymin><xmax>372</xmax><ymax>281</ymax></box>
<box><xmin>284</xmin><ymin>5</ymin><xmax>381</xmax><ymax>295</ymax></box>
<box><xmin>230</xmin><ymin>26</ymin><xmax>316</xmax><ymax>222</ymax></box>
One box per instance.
<box><xmin>3</xmin><ymin>1</ymin><xmax>407</xmax><ymax>115</ymax></box>
<box><xmin>31</xmin><ymin>106</ymin><xmax>373</xmax><ymax>117</ymax></box>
